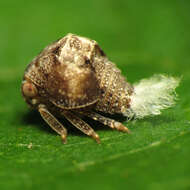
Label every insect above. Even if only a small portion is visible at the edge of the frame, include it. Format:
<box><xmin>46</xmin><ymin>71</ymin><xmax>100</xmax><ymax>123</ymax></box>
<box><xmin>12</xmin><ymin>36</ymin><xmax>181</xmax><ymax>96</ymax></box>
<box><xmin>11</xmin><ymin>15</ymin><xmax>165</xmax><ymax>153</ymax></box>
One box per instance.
<box><xmin>21</xmin><ymin>33</ymin><xmax>180</xmax><ymax>143</ymax></box>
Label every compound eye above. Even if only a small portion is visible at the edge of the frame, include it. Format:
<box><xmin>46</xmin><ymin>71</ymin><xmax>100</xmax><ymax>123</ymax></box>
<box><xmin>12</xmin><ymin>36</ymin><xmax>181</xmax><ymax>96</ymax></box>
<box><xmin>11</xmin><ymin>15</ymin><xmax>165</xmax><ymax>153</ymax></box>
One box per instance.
<box><xmin>22</xmin><ymin>81</ymin><xmax>38</xmax><ymax>98</ymax></box>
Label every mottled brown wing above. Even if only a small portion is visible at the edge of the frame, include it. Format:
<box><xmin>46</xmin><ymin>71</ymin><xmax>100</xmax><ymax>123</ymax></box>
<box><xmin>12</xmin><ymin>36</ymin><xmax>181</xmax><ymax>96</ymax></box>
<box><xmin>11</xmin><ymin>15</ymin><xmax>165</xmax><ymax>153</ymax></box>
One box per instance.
<box><xmin>47</xmin><ymin>57</ymin><xmax>100</xmax><ymax>109</ymax></box>
<box><xmin>25</xmin><ymin>53</ymin><xmax>100</xmax><ymax>109</ymax></box>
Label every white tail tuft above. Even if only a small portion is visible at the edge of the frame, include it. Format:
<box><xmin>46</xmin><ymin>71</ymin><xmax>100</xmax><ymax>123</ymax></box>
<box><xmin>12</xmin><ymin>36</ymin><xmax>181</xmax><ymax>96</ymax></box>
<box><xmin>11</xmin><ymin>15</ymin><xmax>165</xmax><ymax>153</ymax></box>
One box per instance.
<box><xmin>130</xmin><ymin>74</ymin><xmax>180</xmax><ymax>119</ymax></box>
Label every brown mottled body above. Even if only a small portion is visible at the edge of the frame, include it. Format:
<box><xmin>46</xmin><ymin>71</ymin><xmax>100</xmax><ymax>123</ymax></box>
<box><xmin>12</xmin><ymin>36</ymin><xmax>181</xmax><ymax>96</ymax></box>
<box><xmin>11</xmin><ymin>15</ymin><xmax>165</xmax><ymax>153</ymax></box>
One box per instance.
<box><xmin>22</xmin><ymin>34</ymin><xmax>133</xmax><ymax>143</ymax></box>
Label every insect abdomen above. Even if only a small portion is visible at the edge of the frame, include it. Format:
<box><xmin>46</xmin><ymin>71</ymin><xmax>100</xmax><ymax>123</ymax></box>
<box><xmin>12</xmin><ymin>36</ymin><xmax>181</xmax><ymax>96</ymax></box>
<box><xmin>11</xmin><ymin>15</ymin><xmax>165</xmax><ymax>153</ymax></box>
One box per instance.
<box><xmin>93</xmin><ymin>56</ymin><xmax>133</xmax><ymax>115</ymax></box>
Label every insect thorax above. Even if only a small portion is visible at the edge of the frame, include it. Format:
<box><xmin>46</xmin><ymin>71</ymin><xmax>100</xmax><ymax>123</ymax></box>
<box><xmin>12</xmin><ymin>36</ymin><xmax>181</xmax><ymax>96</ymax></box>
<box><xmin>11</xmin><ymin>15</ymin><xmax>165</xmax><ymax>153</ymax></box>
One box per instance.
<box><xmin>23</xmin><ymin>34</ymin><xmax>133</xmax><ymax>115</ymax></box>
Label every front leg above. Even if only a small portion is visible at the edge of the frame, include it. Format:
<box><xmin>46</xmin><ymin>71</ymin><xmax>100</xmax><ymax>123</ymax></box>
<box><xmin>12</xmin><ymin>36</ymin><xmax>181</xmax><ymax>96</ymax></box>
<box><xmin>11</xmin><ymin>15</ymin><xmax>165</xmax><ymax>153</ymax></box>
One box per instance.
<box><xmin>62</xmin><ymin>111</ymin><xmax>100</xmax><ymax>143</ymax></box>
<box><xmin>38</xmin><ymin>104</ymin><xmax>67</xmax><ymax>143</ymax></box>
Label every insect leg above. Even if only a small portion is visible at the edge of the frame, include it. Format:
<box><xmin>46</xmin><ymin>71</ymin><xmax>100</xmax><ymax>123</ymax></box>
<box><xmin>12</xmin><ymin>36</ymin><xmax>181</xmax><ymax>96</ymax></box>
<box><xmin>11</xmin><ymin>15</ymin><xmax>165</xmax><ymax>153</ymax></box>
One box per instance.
<box><xmin>78</xmin><ymin>111</ymin><xmax>130</xmax><ymax>133</ymax></box>
<box><xmin>62</xmin><ymin>111</ymin><xmax>100</xmax><ymax>144</ymax></box>
<box><xmin>38</xmin><ymin>104</ymin><xmax>67</xmax><ymax>144</ymax></box>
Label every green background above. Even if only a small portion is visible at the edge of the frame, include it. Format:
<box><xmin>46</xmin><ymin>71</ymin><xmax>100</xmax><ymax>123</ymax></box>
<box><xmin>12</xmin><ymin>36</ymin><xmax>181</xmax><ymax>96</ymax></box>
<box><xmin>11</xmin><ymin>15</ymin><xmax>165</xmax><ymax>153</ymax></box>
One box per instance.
<box><xmin>0</xmin><ymin>0</ymin><xmax>190</xmax><ymax>189</ymax></box>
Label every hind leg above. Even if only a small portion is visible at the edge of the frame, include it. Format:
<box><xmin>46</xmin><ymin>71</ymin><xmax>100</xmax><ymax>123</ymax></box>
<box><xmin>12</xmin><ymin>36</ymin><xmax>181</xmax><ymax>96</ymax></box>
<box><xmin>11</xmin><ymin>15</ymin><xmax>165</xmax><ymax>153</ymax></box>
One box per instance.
<box><xmin>76</xmin><ymin>111</ymin><xmax>130</xmax><ymax>133</ymax></box>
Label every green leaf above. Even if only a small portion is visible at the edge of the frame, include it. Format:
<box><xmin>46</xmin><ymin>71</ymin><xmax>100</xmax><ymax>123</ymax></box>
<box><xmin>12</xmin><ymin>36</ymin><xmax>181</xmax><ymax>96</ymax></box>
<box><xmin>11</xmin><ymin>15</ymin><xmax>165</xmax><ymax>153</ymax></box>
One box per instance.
<box><xmin>0</xmin><ymin>0</ymin><xmax>190</xmax><ymax>189</ymax></box>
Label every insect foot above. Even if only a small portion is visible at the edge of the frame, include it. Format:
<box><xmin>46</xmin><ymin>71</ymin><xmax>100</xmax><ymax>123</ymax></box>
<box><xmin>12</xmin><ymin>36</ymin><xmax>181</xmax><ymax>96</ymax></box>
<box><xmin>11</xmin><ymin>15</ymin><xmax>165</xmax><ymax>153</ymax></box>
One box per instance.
<box><xmin>22</xmin><ymin>33</ymin><xmax>180</xmax><ymax>143</ymax></box>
